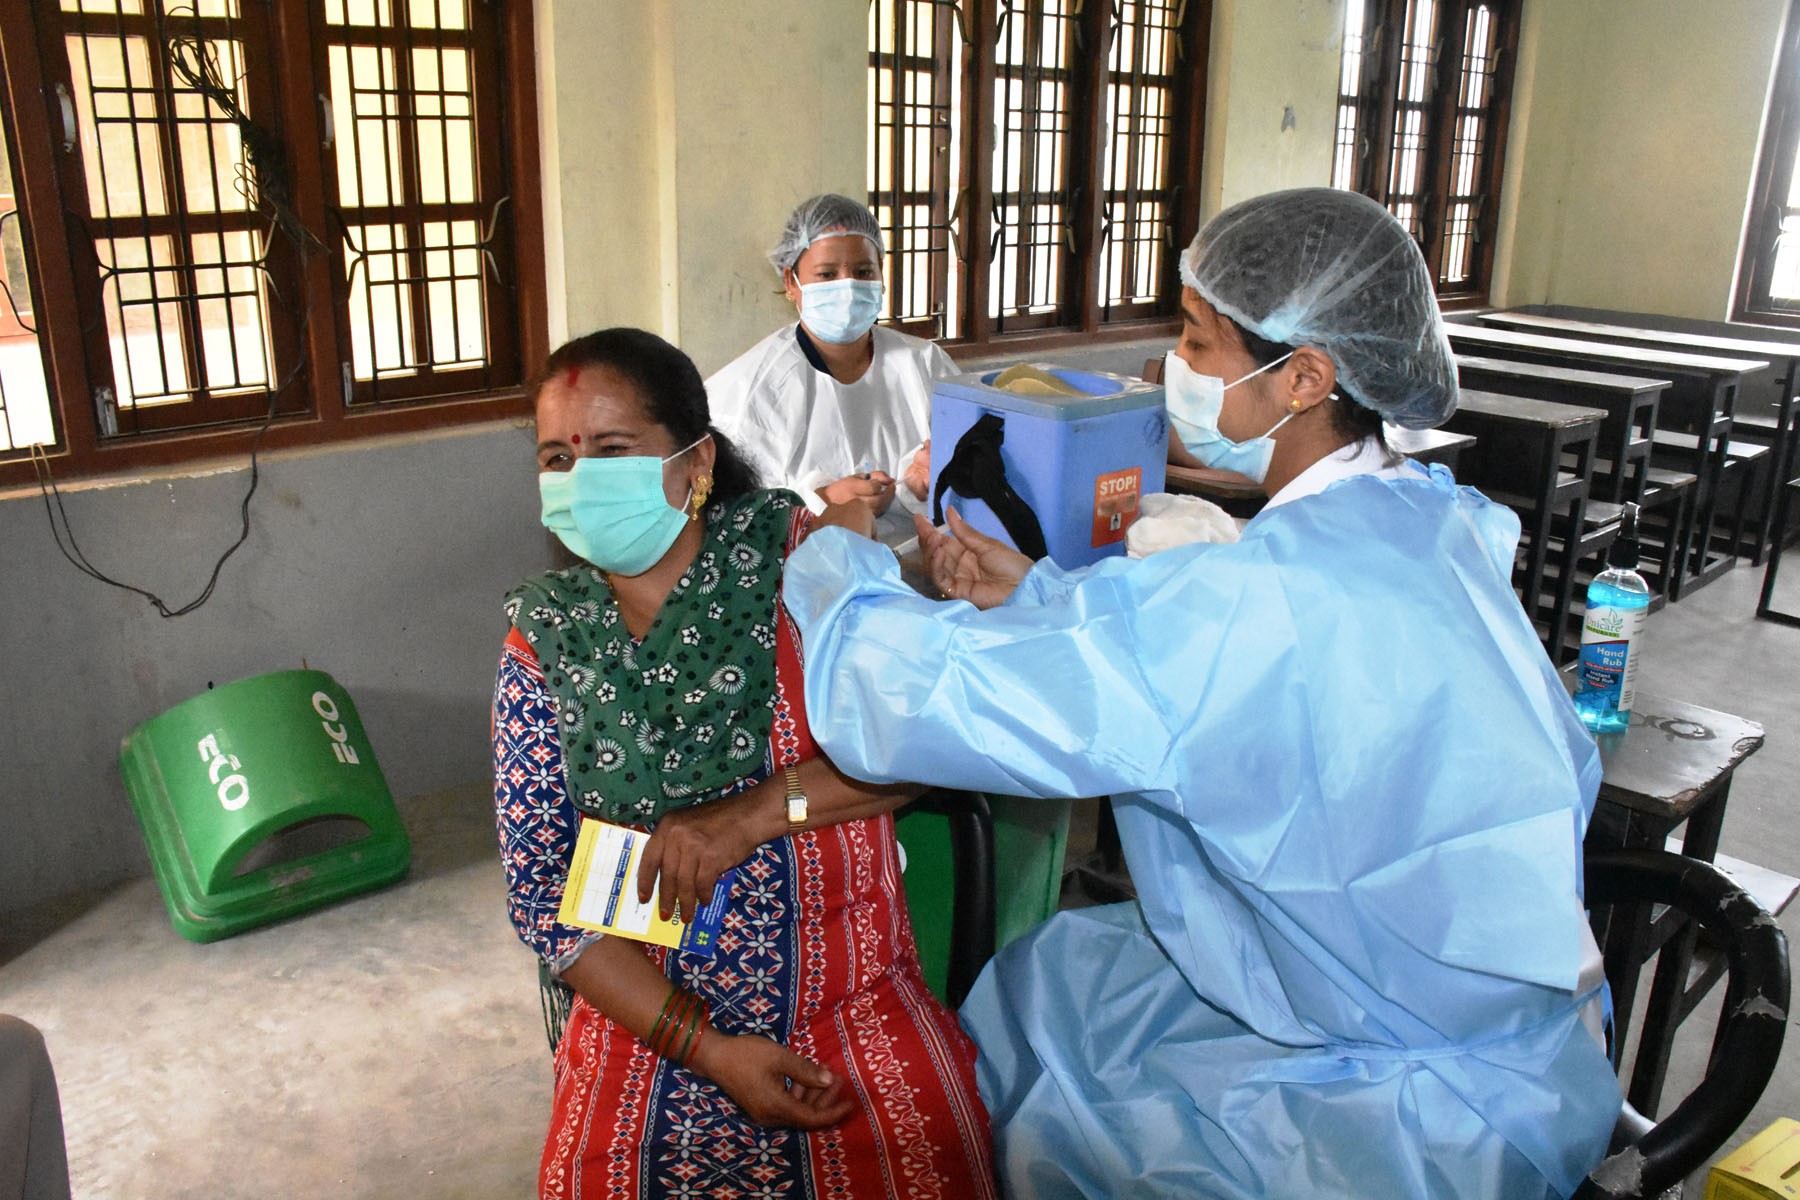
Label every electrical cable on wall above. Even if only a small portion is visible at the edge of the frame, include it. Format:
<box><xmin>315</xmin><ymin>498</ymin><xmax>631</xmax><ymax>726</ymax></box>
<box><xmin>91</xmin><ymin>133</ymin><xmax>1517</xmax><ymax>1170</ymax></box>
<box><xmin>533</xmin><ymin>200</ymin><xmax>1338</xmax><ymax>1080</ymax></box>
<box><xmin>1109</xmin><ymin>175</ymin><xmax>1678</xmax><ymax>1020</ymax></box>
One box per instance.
<box><xmin>33</xmin><ymin>7</ymin><xmax>326</xmax><ymax>618</ymax></box>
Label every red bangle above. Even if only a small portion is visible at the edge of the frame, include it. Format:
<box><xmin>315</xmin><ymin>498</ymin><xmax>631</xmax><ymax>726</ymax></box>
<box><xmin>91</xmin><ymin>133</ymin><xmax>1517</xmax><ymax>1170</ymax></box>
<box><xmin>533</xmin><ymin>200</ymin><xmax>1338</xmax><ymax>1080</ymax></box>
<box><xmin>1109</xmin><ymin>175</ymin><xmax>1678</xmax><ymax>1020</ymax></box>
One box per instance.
<box><xmin>674</xmin><ymin>1003</ymin><xmax>709</xmax><ymax>1066</ymax></box>
<box><xmin>647</xmin><ymin>989</ymin><xmax>696</xmax><ymax>1058</ymax></box>
<box><xmin>681</xmin><ymin>1018</ymin><xmax>708</xmax><ymax>1066</ymax></box>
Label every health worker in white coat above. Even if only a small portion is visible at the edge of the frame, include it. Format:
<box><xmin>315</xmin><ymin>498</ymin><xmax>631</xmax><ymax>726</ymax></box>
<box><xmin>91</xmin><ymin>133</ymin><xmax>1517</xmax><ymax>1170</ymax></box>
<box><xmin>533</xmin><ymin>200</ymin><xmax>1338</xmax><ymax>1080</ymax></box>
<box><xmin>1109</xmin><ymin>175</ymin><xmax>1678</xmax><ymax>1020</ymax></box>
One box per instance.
<box><xmin>781</xmin><ymin>188</ymin><xmax>1624</xmax><ymax>1199</ymax></box>
<box><xmin>705</xmin><ymin>194</ymin><xmax>957</xmax><ymax>543</ymax></box>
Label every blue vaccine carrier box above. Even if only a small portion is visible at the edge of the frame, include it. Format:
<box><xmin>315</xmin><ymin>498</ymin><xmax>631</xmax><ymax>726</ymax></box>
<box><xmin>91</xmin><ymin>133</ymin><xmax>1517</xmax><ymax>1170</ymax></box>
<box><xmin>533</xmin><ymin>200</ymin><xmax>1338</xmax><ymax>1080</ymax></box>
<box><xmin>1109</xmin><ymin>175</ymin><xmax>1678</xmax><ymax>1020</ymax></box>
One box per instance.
<box><xmin>928</xmin><ymin>366</ymin><xmax>1167</xmax><ymax>569</ymax></box>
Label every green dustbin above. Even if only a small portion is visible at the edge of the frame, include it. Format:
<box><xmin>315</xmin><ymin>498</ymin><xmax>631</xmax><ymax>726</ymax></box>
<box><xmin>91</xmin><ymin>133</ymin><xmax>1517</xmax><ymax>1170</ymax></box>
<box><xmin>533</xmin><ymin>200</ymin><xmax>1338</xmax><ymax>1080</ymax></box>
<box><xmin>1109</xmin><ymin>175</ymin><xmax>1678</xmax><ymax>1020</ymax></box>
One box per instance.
<box><xmin>896</xmin><ymin>793</ymin><xmax>1070</xmax><ymax>1005</ymax></box>
<box><xmin>118</xmin><ymin>669</ymin><xmax>411</xmax><ymax>943</ymax></box>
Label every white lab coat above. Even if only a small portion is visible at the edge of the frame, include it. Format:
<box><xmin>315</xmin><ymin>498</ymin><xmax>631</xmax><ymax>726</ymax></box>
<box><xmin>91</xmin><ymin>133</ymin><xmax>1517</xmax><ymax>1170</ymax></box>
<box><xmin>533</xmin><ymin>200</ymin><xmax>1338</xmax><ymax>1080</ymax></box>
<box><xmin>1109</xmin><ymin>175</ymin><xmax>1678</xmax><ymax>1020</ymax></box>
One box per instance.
<box><xmin>706</xmin><ymin>323</ymin><xmax>956</xmax><ymax>541</ymax></box>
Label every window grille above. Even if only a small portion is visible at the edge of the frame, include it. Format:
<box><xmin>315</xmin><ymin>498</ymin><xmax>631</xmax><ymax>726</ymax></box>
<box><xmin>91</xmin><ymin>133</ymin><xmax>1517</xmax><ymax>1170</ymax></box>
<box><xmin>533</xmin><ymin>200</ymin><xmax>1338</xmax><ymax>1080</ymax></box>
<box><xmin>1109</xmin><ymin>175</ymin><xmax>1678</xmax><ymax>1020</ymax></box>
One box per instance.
<box><xmin>1735</xmin><ymin>0</ymin><xmax>1800</xmax><ymax>324</ymax></box>
<box><xmin>323</xmin><ymin>0</ymin><xmax>513</xmax><ymax>402</ymax></box>
<box><xmin>868</xmin><ymin>0</ymin><xmax>1207</xmax><ymax>350</ymax></box>
<box><xmin>988</xmin><ymin>0</ymin><xmax>1082</xmax><ymax>333</ymax></box>
<box><xmin>868</xmin><ymin>0</ymin><xmax>963</xmax><ymax>340</ymax></box>
<box><xmin>0</xmin><ymin>99</ymin><xmax>54</xmax><ymax>453</ymax></box>
<box><xmin>1098</xmin><ymin>0</ymin><xmax>1184</xmax><ymax>320</ymax></box>
<box><xmin>1331</xmin><ymin>0</ymin><xmax>1368</xmax><ymax>191</ymax></box>
<box><xmin>1330</xmin><ymin>0</ymin><xmax>1518</xmax><ymax>302</ymax></box>
<box><xmin>56</xmin><ymin>0</ymin><xmax>293</xmax><ymax>436</ymax></box>
<box><xmin>1438</xmin><ymin>3</ymin><xmax>1503</xmax><ymax>288</ymax></box>
<box><xmin>0</xmin><ymin>0</ymin><xmax>539</xmax><ymax>482</ymax></box>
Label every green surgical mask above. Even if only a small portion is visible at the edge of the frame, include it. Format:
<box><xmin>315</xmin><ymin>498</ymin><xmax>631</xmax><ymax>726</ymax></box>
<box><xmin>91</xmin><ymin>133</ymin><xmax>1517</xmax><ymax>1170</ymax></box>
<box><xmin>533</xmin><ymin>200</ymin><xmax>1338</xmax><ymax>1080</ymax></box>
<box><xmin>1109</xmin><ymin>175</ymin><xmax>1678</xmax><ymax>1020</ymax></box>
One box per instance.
<box><xmin>538</xmin><ymin>435</ymin><xmax>706</xmax><ymax>575</ymax></box>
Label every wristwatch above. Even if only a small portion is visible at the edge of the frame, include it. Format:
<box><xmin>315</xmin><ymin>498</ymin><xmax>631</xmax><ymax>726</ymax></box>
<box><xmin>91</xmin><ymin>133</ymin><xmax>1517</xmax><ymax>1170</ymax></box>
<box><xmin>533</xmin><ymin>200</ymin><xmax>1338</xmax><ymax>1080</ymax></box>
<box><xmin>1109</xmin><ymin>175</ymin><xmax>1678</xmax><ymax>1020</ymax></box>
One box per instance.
<box><xmin>782</xmin><ymin>764</ymin><xmax>808</xmax><ymax>834</ymax></box>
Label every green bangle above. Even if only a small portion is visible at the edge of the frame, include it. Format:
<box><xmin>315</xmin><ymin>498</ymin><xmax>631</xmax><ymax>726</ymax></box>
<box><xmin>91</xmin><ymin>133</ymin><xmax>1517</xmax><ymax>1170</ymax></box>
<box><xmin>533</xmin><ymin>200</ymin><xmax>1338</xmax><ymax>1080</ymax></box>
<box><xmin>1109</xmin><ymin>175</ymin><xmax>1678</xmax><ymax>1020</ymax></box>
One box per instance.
<box><xmin>674</xmin><ymin>1006</ymin><xmax>707</xmax><ymax>1066</ymax></box>
<box><xmin>654</xmin><ymin>992</ymin><xmax>698</xmax><ymax>1059</ymax></box>
<box><xmin>646</xmin><ymin>989</ymin><xmax>683</xmax><ymax>1055</ymax></box>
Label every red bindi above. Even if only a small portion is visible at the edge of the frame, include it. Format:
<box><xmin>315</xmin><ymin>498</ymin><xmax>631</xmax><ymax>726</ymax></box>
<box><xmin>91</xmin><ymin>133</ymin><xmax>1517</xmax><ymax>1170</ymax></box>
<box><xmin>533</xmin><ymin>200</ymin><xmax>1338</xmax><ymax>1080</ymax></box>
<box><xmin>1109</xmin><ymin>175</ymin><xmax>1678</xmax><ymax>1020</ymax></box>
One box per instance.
<box><xmin>570</xmin><ymin>433</ymin><xmax>582</xmax><ymax>445</ymax></box>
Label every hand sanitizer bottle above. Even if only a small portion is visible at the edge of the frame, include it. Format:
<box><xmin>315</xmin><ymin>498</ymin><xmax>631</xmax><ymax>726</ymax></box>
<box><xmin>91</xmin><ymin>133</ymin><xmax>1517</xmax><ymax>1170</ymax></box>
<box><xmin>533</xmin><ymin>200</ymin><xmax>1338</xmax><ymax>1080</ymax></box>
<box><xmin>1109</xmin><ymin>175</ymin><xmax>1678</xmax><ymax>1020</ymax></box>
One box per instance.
<box><xmin>1574</xmin><ymin>502</ymin><xmax>1651</xmax><ymax>733</ymax></box>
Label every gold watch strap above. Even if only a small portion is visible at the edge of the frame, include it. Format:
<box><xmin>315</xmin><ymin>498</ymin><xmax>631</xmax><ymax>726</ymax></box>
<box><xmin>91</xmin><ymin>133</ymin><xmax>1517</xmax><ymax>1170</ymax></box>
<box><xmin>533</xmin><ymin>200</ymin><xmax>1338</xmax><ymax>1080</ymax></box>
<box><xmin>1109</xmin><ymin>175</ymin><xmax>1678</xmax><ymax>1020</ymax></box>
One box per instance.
<box><xmin>782</xmin><ymin>764</ymin><xmax>807</xmax><ymax>833</ymax></box>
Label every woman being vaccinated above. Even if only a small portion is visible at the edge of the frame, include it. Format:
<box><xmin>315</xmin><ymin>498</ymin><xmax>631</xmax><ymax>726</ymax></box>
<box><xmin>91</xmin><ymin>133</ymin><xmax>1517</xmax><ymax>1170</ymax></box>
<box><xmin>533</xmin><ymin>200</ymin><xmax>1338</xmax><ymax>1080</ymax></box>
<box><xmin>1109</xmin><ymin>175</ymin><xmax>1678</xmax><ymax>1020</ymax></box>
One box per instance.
<box><xmin>492</xmin><ymin>328</ymin><xmax>995</xmax><ymax>1198</ymax></box>
<box><xmin>783</xmin><ymin>189</ymin><xmax>1622</xmax><ymax>1199</ymax></box>
<box><xmin>706</xmin><ymin>194</ymin><xmax>956</xmax><ymax>542</ymax></box>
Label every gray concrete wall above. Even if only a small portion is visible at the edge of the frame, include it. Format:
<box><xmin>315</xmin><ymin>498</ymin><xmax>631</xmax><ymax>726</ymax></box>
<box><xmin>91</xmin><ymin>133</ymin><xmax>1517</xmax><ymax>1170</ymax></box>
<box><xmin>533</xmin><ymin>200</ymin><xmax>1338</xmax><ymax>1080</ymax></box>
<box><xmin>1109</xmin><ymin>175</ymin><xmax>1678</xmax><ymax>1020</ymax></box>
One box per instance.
<box><xmin>0</xmin><ymin>420</ymin><xmax>548</xmax><ymax>914</ymax></box>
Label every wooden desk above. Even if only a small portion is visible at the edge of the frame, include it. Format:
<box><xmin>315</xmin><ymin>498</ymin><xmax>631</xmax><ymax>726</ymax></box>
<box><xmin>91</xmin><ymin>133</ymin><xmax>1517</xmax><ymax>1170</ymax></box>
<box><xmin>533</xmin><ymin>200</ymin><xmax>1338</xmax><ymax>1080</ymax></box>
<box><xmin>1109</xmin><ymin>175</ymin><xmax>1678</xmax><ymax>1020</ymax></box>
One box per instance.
<box><xmin>1484</xmin><ymin>311</ymin><xmax>1800</xmax><ymax>565</ymax></box>
<box><xmin>1163</xmin><ymin>462</ymin><xmax>1262</xmax><ymax>499</ymax></box>
<box><xmin>1759</xmin><ymin>475</ymin><xmax>1800</xmax><ymax>626</ymax></box>
<box><xmin>1455</xmin><ymin>355</ymin><xmax>1665</xmax><ymax>508</ymax></box>
<box><xmin>1581</xmin><ymin>694</ymin><xmax>1766</xmax><ymax>1117</ymax></box>
<box><xmin>1384</xmin><ymin>425</ymin><xmax>1474</xmax><ymax>468</ymax></box>
<box><xmin>1446</xmin><ymin>324</ymin><xmax>1767</xmax><ymax>599</ymax></box>
<box><xmin>1445</xmin><ymin>390</ymin><xmax>1605</xmax><ymax>662</ymax></box>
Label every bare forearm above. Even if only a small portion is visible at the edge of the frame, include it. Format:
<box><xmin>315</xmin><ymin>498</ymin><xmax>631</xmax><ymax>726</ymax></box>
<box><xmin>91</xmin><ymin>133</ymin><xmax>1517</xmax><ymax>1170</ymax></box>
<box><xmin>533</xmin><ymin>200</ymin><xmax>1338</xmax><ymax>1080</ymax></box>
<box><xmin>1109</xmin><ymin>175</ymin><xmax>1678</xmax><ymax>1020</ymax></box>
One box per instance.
<box><xmin>739</xmin><ymin>754</ymin><xmax>923</xmax><ymax>843</ymax></box>
<box><xmin>558</xmin><ymin>937</ymin><xmax>690</xmax><ymax>1043</ymax></box>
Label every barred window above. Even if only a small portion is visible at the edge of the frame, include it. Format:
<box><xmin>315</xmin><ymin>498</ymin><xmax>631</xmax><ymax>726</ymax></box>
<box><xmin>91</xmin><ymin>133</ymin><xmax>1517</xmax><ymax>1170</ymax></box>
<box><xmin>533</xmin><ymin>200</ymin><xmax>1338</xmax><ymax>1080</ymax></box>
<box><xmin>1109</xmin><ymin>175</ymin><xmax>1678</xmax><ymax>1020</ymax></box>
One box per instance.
<box><xmin>869</xmin><ymin>0</ymin><xmax>1208</xmax><ymax>351</ymax></box>
<box><xmin>1330</xmin><ymin>0</ymin><xmax>1518</xmax><ymax>303</ymax></box>
<box><xmin>1736</xmin><ymin>0</ymin><xmax>1800</xmax><ymax>324</ymax></box>
<box><xmin>0</xmin><ymin>0</ymin><xmax>541</xmax><ymax>485</ymax></box>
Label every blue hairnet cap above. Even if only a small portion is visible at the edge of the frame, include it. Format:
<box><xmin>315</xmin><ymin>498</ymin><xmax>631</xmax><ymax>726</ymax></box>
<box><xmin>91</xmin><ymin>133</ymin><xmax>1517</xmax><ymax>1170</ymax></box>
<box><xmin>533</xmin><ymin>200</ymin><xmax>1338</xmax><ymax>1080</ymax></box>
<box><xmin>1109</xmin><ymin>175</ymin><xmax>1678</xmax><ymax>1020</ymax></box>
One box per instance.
<box><xmin>768</xmin><ymin>194</ymin><xmax>887</xmax><ymax>275</ymax></box>
<box><xmin>1180</xmin><ymin>188</ymin><xmax>1458</xmax><ymax>430</ymax></box>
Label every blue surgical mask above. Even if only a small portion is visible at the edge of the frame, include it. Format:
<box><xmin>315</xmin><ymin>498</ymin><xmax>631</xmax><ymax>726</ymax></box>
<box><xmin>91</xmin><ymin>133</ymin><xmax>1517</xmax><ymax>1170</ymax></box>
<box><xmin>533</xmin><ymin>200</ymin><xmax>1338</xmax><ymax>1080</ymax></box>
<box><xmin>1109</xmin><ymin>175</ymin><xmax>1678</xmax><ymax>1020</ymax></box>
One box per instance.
<box><xmin>1163</xmin><ymin>349</ymin><xmax>1296</xmax><ymax>484</ymax></box>
<box><xmin>538</xmin><ymin>435</ymin><xmax>707</xmax><ymax>575</ymax></box>
<box><xmin>795</xmin><ymin>277</ymin><xmax>884</xmax><ymax>344</ymax></box>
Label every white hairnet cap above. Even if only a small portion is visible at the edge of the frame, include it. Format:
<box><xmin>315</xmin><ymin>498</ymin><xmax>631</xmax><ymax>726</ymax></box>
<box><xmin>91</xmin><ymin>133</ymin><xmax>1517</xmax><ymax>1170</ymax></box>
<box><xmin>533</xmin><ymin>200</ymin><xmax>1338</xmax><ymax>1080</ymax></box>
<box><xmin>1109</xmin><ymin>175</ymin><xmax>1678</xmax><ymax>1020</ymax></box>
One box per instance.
<box><xmin>768</xmin><ymin>194</ymin><xmax>886</xmax><ymax>275</ymax></box>
<box><xmin>1180</xmin><ymin>188</ymin><xmax>1458</xmax><ymax>430</ymax></box>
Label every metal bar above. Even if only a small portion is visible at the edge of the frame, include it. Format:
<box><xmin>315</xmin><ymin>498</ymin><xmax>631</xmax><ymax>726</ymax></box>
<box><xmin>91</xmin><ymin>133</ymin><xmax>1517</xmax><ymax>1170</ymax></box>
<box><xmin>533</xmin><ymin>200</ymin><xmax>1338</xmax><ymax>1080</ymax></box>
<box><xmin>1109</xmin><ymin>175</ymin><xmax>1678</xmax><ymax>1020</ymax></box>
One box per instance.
<box><xmin>145</xmin><ymin>3</ymin><xmax>210</xmax><ymax>414</ymax></box>
<box><xmin>395</xmin><ymin>2</ymin><xmax>430</xmax><ymax>381</ymax></box>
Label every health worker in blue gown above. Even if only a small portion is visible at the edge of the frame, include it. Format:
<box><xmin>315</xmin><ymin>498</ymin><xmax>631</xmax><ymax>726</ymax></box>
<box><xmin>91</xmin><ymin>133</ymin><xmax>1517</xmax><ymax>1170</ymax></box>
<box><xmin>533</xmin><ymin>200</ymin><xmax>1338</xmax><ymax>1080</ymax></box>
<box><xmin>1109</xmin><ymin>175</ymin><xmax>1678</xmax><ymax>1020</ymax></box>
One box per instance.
<box><xmin>780</xmin><ymin>187</ymin><xmax>1623</xmax><ymax>1200</ymax></box>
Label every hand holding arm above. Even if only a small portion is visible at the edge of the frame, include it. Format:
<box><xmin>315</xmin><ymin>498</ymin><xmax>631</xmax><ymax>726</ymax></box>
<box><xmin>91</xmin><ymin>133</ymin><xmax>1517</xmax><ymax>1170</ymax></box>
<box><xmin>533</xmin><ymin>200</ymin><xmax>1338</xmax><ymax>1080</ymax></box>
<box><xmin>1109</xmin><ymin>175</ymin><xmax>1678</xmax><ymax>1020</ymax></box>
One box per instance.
<box><xmin>636</xmin><ymin>755</ymin><xmax>921</xmax><ymax>921</ymax></box>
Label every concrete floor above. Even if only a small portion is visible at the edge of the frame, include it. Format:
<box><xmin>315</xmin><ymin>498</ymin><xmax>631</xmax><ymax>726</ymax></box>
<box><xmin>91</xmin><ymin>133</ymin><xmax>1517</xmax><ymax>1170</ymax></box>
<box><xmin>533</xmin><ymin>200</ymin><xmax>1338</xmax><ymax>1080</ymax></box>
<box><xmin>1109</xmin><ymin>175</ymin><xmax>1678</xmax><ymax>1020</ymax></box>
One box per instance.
<box><xmin>3</xmin><ymin>552</ymin><xmax>1798</xmax><ymax>1198</ymax></box>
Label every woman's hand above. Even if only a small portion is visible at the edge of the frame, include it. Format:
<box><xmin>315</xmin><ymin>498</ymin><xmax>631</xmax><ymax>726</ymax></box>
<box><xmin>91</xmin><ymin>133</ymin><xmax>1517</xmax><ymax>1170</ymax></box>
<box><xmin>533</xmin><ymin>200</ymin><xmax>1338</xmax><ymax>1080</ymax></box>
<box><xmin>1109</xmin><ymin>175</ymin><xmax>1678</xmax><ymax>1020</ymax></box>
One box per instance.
<box><xmin>914</xmin><ymin>507</ymin><xmax>1033</xmax><ymax>610</ymax></box>
<box><xmin>818</xmin><ymin>471</ymin><xmax>897</xmax><ymax>515</ymax></box>
<box><xmin>902</xmin><ymin>440</ymin><xmax>932</xmax><ymax>501</ymax></box>
<box><xmin>637</xmin><ymin>784</ymin><xmax>773</xmax><ymax>921</ymax></box>
<box><xmin>691</xmin><ymin>1032</ymin><xmax>855</xmax><ymax>1129</ymax></box>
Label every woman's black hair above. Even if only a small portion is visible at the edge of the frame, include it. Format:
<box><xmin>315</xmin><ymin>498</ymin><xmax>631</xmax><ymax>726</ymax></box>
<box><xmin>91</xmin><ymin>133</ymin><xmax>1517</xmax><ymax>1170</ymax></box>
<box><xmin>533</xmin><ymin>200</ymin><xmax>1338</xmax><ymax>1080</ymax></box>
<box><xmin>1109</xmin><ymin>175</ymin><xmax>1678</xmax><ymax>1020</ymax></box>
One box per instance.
<box><xmin>1226</xmin><ymin>316</ymin><xmax>1390</xmax><ymax>453</ymax></box>
<box><xmin>537</xmin><ymin>328</ymin><xmax>760</xmax><ymax>510</ymax></box>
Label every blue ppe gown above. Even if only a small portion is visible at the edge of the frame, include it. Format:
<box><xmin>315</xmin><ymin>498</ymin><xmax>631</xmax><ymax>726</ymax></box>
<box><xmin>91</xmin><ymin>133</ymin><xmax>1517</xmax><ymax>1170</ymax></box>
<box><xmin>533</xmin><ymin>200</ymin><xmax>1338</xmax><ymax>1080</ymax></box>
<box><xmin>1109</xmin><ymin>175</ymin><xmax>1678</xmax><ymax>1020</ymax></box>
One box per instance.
<box><xmin>782</xmin><ymin>464</ymin><xmax>1623</xmax><ymax>1200</ymax></box>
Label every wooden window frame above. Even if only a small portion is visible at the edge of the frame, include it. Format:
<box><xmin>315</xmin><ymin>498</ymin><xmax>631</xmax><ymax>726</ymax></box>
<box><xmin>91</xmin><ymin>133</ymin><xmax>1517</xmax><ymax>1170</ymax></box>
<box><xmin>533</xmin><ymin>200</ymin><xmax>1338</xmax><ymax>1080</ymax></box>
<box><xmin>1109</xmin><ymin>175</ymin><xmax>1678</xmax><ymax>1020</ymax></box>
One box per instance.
<box><xmin>1735</xmin><ymin>0</ymin><xmax>1800</xmax><ymax>327</ymax></box>
<box><xmin>0</xmin><ymin>0</ymin><xmax>545</xmax><ymax>490</ymax></box>
<box><xmin>869</xmin><ymin>0</ymin><xmax>1208</xmax><ymax>358</ymax></box>
<box><xmin>1333</xmin><ymin>0</ymin><xmax>1519</xmax><ymax>307</ymax></box>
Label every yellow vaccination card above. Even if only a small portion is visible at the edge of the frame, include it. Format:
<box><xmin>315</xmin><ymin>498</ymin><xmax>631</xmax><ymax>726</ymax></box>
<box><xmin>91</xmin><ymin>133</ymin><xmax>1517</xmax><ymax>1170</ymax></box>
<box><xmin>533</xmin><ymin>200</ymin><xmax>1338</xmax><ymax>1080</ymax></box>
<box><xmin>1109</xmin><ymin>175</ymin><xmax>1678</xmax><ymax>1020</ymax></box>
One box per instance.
<box><xmin>556</xmin><ymin>817</ymin><xmax>734</xmax><ymax>957</ymax></box>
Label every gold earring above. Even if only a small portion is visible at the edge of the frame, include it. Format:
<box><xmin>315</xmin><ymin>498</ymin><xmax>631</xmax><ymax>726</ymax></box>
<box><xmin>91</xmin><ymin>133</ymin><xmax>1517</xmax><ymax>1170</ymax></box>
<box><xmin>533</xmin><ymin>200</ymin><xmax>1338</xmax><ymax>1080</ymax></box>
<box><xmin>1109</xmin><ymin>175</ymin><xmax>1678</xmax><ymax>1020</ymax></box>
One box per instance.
<box><xmin>690</xmin><ymin>474</ymin><xmax>713</xmax><ymax>521</ymax></box>
<box><xmin>1289</xmin><ymin>398</ymin><xmax>1305</xmax><ymax>413</ymax></box>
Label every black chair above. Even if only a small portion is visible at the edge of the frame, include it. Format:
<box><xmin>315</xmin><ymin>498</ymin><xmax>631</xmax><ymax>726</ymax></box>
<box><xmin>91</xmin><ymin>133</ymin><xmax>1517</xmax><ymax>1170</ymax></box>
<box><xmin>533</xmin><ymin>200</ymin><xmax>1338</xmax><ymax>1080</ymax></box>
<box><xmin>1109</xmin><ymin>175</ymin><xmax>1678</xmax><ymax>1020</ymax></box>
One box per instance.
<box><xmin>897</xmin><ymin>789</ymin><xmax>998</xmax><ymax>1008</ymax></box>
<box><xmin>1575</xmin><ymin>849</ymin><xmax>1790</xmax><ymax>1199</ymax></box>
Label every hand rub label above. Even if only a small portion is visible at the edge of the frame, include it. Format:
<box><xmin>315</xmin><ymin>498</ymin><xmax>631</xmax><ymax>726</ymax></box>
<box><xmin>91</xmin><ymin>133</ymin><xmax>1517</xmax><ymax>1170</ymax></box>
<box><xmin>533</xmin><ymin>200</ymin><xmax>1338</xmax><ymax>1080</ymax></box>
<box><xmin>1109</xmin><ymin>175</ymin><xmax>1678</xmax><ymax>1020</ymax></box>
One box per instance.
<box><xmin>1576</xmin><ymin>603</ymin><xmax>1645</xmax><ymax>714</ymax></box>
<box><xmin>1573</xmin><ymin>503</ymin><xmax>1651</xmax><ymax>734</ymax></box>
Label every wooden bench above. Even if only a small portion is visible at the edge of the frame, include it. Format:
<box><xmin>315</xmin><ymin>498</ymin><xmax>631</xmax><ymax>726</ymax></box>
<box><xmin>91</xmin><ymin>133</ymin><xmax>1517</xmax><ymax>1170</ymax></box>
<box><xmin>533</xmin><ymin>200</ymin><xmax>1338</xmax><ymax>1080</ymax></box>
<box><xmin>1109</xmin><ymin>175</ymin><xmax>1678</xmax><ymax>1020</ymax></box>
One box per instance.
<box><xmin>1455</xmin><ymin>354</ymin><xmax>1663</xmax><ymax>507</ymax></box>
<box><xmin>1445</xmin><ymin>323</ymin><xmax>1767</xmax><ymax>600</ymax></box>
<box><xmin>1485</xmin><ymin>309</ymin><xmax>1800</xmax><ymax>566</ymax></box>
